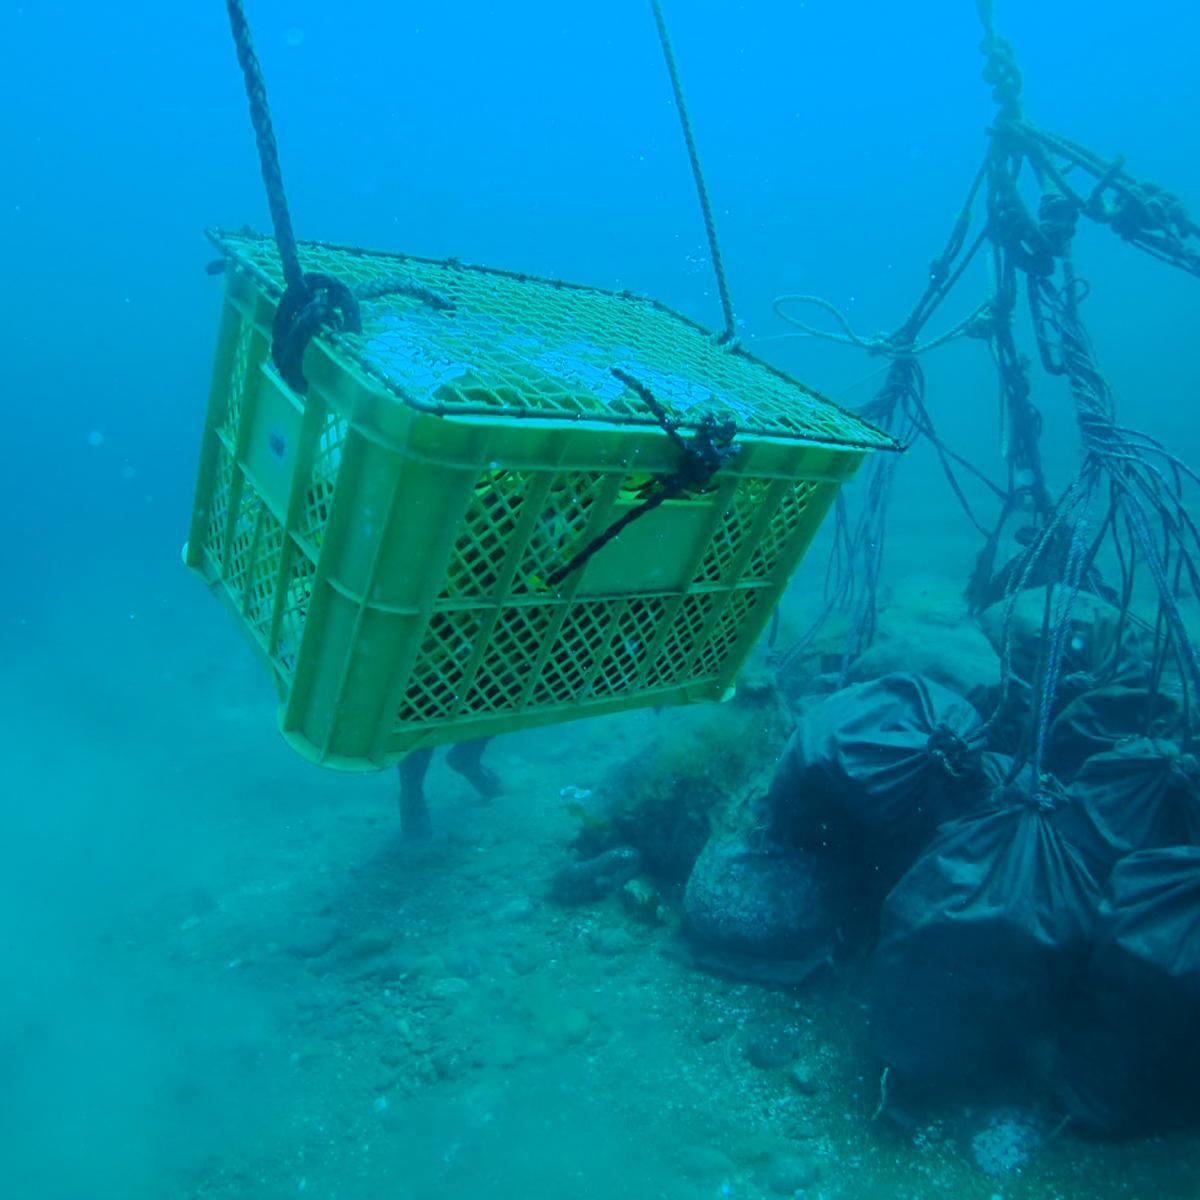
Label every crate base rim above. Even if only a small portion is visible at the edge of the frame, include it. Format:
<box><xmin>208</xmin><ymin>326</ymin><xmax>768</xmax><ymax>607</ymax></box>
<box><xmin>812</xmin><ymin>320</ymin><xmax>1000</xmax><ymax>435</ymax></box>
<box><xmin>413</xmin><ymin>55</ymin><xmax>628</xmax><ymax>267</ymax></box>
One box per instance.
<box><xmin>276</xmin><ymin>682</ymin><xmax>738</xmax><ymax>772</ymax></box>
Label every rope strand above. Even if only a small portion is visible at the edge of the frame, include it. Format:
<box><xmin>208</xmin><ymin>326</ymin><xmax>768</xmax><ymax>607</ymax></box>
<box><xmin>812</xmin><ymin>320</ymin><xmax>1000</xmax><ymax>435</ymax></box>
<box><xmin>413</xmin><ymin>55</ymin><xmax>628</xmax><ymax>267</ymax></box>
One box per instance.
<box><xmin>650</xmin><ymin>0</ymin><xmax>738</xmax><ymax>344</ymax></box>
<box><xmin>224</xmin><ymin>0</ymin><xmax>303</xmax><ymax>291</ymax></box>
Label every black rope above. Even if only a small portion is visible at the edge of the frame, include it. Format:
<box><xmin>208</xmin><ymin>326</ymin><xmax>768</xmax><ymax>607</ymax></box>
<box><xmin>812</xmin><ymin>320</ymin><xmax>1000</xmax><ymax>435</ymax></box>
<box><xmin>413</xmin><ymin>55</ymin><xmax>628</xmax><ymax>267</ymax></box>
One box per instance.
<box><xmin>966</xmin><ymin>10</ymin><xmax>1200</xmax><ymax>739</ymax></box>
<box><xmin>772</xmin><ymin>165</ymin><xmax>1006</xmax><ymax>670</ymax></box>
<box><xmin>544</xmin><ymin>369</ymin><xmax>740</xmax><ymax>588</ymax></box>
<box><xmin>978</xmin><ymin>242</ymin><xmax>1200</xmax><ymax>766</ymax></box>
<box><xmin>355</xmin><ymin>276</ymin><xmax>455</xmax><ymax>311</ymax></box>
<box><xmin>1027</xmin><ymin>125</ymin><xmax>1200</xmax><ymax>275</ymax></box>
<box><xmin>777</xmin><ymin>0</ymin><xmax>1200</xmax><ymax>703</ymax></box>
<box><xmin>650</xmin><ymin>0</ymin><xmax>738</xmax><ymax>345</ymax></box>
<box><xmin>779</xmin><ymin>354</ymin><xmax>921</xmax><ymax>675</ymax></box>
<box><xmin>270</xmin><ymin>272</ymin><xmax>362</xmax><ymax>393</ymax></box>
<box><xmin>224</xmin><ymin>0</ymin><xmax>361</xmax><ymax>392</ymax></box>
<box><xmin>224</xmin><ymin>0</ymin><xmax>303</xmax><ymax>291</ymax></box>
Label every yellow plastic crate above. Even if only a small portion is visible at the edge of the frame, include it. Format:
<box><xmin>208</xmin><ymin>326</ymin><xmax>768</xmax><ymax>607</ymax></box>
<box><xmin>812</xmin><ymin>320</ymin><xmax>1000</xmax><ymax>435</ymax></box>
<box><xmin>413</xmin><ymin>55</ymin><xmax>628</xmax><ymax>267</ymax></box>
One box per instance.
<box><xmin>185</xmin><ymin>230</ymin><xmax>897</xmax><ymax>769</ymax></box>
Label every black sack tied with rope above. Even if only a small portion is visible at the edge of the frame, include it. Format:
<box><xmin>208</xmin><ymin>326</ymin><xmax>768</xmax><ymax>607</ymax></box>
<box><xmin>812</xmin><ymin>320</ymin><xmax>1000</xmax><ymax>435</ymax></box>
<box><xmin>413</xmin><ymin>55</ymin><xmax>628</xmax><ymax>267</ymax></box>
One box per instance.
<box><xmin>1043</xmin><ymin>684</ymin><xmax>1183</xmax><ymax>780</ymax></box>
<box><xmin>870</xmin><ymin>782</ymin><xmax>1100</xmax><ymax>1103</ymax></box>
<box><xmin>764</xmin><ymin>673</ymin><xmax>988</xmax><ymax>889</ymax></box>
<box><xmin>976</xmin><ymin>586</ymin><xmax>1170</xmax><ymax>768</ymax></box>
<box><xmin>1052</xmin><ymin>847</ymin><xmax>1200</xmax><ymax>1136</ymax></box>
<box><xmin>1054</xmin><ymin>738</ymin><xmax>1200</xmax><ymax>882</ymax></box>
<box><xmin>978</xmin><ymin>586</ymin><xmax>1152</xmax><ymax>695</ymax></box>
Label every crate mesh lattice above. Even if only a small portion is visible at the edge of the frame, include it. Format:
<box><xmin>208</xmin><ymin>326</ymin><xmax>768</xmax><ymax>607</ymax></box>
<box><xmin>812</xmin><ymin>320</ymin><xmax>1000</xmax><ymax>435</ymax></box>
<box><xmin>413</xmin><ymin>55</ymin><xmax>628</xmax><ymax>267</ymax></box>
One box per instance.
<box><xmin>188</xmin><ymin>231</ymin><xmax>890</xmax><ymax>765</ymax></box>
<box><xmin>211</xmin><ymin>230</ymin><xmax>896</xmax><ymax>450</ymax></box>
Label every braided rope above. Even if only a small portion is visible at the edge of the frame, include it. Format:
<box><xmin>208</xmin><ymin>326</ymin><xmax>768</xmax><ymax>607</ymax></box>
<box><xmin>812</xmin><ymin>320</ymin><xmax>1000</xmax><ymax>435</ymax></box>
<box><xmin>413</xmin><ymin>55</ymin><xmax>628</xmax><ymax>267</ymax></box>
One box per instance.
<box><xmin>224</xmin><ymin>0</ymin><xmax>303</xmax><ymax>292</ymax></box>
<box><xmin>650</xmin><ymin>0</ymin><xmax>737</xmax><ymax>344</ymax></box>
<box><xmin>775</xmin><ymin>0</ymin><xmax>1199</xmax><ymax>716</ymax></box>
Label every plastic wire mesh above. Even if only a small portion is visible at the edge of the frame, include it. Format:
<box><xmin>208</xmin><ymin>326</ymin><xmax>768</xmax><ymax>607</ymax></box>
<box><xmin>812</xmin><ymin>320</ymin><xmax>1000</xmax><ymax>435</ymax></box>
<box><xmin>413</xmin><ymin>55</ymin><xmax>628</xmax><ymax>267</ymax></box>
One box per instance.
<box><xmin>209</xmin><ymin>229</ymin><xmax>897</xmax><ymax>451</ymax></box>
<box><xmin>188</xmin><ymin>232</ymin><xmax>892</xmax><ymax>764</ymax></box>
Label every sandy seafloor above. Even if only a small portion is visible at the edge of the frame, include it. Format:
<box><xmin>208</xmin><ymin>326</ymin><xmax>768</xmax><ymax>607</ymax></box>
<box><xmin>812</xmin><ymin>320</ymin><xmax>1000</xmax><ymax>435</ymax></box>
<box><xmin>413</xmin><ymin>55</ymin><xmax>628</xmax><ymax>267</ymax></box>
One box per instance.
<box><xmin>5</xmin><ymin>523</ymin><xmax>1200</xmax><ymax>1200</ymax></box>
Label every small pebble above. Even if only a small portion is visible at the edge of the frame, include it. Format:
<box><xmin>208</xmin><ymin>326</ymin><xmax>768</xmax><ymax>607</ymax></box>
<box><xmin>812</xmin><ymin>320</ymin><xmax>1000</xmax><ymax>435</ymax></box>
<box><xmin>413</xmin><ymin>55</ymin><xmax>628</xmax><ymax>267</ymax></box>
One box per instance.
<box><xmin>677</xmin><ymin>1144</ymin><xmax>736</xmax><ymax>1179</ymax></box>
<box><xmin>432</xmin><ymin>1050</ymin><xmax>466</xmax><ymax>1080</ymax></box>
<box><xmin>784</xmin><ymin>1120</ymin><xmax>819</xmax><ymax>1141</ymax></box>
<box><xmin>566</xmin><ymin>1007</ymin><xmax>591</xmax><ymax>1039</ymax></box>
<box><xmin>350</xmin><ymin>949</ymin><xmax>419</xmax><ymax>983</ymax></box>
<box><xmin>744</xmin><ymin>1025</ymin><xmax>803</xmax><ymax>1070</ymax></box>
<box><xmin>586</xmin><ymin>927</ymin><xmax>635</xmax><ymax>957</ymax></box>
<box><xmin>761</xmin><ymin>1154</ymin><xmax>820</xmax><ymax>1195</ymax></box>
<box><xmin>340</xmin><ymin>928</ymin><xmax>395</xmax><ymax>961</ymax></box>
<box><xmin>788</xmin><ymin>1063</ymin><xmax>818</xmax><ymax>1095</ymax></box>
<box><xmin>507</xmin><ymin>945</ymin><xmax>542</xmax><ymax>976</ymax></box>
<box><xmin>316</xmin><ymin>1013</ymin><xmax>355</xmax><ymax>1041</ymax></box>
<box><xmin>359</xmin><ymin>1000</ymin><xmax>386</xmax><ymax>1024</ymax></box>
<box><xmin>549</xmin><ymin>846</ymin><xmax>642</xmax><ymax>904</ymax></box>
<box><xmin>444</xmin><ymin>949</ymin><xmax>483</xmax><ymax>979</ymax></box>
<box><xmin>427</xmin><ymin>976</ymin><xmax>470</xmax><ymax>999</ymax></box>
<box><xmin>532</xmin><ymin>1003</ymin><xmax>591</xmax><ymax>1044</ymax></box>
<box><xmin>619</xmin><ymin>877</ymin><xmax>664</xmax><ymax>924</ymax></box>
<box><xmin>494</xmin><ymin>897</ymin><xmax>534</xmax><ymax>922</ymax></box>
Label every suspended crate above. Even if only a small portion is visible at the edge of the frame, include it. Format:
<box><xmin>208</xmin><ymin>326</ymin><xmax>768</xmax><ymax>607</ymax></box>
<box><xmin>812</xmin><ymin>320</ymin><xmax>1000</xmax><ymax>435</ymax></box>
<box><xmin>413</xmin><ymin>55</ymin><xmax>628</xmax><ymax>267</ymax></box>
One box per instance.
<box><xmin>185</xmin><ymin>230</ymin><xmax>898</xmax><ymax>769</ymax></box>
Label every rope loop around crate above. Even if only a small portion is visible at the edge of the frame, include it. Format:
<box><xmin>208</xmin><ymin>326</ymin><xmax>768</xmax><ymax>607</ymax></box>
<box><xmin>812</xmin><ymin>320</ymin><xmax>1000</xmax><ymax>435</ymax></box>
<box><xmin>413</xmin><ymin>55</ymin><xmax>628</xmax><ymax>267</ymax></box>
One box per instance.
<box><xmin>272</xmin><ymin>272</ymin><xmax>363</xmax><ymax>392</ymax></box>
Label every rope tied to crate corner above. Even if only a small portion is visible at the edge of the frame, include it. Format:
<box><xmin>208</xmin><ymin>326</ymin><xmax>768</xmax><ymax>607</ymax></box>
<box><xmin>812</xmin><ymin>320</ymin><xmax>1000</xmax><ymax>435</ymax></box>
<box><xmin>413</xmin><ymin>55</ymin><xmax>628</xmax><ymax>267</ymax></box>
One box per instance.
<box><xmin>543</xmin><ymin>369</ymin><xmax>741</xmax><ymax>589</ymax></box>
<box><xmin>271</xmin><ymin>272</ymin><xmax>363</xmax><ymax>392</ymax></box>
<box><xmin>224</xmin><ymin>0</ymin><xmax>362</xmax><ymax>392</ymax></box>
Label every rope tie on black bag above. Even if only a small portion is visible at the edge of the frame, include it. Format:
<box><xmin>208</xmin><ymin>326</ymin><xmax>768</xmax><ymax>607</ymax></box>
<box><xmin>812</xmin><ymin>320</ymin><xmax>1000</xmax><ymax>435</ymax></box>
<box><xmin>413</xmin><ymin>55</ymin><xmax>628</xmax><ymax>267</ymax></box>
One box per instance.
<box><xmin>224</xmin><ymin>0</ymin><xmax>362</xmax><ymax>392</ymax></box>
<box><xmin>544</xmin><ymin>369</ymin><xmax>740</xmax><ymax>588</ymax></box>
<box><xmin>927</xmin><ymin>723</ymin><xmax>982</xmax><ymax>781</ymax></box>
<box><xmin>1029</xmin><ymin>774</ymin><xmax>1068</xmax><ymax>813</ymax></box>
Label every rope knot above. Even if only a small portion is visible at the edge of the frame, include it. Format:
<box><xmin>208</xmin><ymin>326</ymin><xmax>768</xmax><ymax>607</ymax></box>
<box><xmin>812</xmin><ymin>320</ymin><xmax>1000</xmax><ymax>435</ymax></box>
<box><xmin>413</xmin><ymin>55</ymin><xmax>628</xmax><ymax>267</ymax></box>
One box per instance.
<box><xmin>1109</xmin><ymin>182</ymin><xmax>1190</xmax><ymax>244</ymax></box>
<box><xmin>988</xmin><ymin>185</ymin><xmax>1056</xmax><ymax>277</ymax></box>
<box><xmin>543</xmin><ymin>371</ymin><xmax>740</xmax><ymax>588</ymax></box>
<box><xmin>927</xmin><ymin>723</ymin><xmax>978</xmax><ymax>781</ymax></box>
<box><xmin>663</xmin><ymin>413</ymin><xmax>740</xmax><ymax>492</ymax></box>
<box><xmin>272</xmin><ymin>272</ymin><xmax>363</xmax><ymax>392</ymax></box>
<box><xmin>1028</xmin><ymin>774</ymin><xmax>1068</xmax><ymax>813</ymax></box>
<box><xmin>1037</xmin><ymin>191</ymin><xmax>1079</xmax><ymax>258</ymax></box>
<box><xmin>979</xmin><ymin>34</ymin><xmax>1023</xmax><ymax>117</ymax></box>
<box><xmin>963</xmin><ymin>305</ymin><xmax>997</xmax><ymax>341</ymax></box>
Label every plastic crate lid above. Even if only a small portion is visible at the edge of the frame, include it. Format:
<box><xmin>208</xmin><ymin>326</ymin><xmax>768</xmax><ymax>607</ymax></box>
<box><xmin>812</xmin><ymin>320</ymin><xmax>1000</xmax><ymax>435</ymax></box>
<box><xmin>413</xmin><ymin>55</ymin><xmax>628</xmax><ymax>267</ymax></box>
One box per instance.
<box><xmin>208</xmin><ymin>229</ymin><xmax>899</xmax><ymax>451</ymax></box>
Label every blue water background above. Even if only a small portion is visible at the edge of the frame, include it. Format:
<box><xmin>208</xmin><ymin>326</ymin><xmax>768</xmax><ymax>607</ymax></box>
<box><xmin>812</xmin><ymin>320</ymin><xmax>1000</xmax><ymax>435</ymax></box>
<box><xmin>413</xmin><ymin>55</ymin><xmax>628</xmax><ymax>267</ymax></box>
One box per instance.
<box><xmin>2</xmin><ymin>2</ymin><xmax>1199</xmax><ymax>1195</ymax></box>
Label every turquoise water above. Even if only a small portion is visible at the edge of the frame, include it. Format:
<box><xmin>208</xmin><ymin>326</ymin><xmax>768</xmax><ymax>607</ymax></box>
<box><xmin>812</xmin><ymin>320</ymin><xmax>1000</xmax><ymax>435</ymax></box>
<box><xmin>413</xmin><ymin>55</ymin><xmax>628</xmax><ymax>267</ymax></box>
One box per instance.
<box><xmin>4</xmin><ymin>3</ymin><xmax>1200</xmax><ymax>1196</ymax></box>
